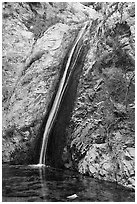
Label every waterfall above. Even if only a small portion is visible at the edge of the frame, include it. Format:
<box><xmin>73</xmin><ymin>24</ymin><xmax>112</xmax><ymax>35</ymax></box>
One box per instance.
<box><xmin>39</xmin><ymin>22</ymin><xmax>89</xmax><ymax>165</ymax></box>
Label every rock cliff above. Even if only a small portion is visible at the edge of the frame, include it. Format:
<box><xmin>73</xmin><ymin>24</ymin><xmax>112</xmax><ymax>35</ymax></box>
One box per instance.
<box><xmin>2</xmin><ymin>2</ymin><xmax>135</xmax><ymax>190</ymax></box>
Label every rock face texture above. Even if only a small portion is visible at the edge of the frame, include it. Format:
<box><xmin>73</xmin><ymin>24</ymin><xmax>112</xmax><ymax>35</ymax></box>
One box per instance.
<box><xmin>2</xmin><ymin>2</ymin><xmax>92</xmax><ymax>163</ymax></box>
<box><xmin>67</xmin><ymin>3</ymin><xmax>135</xmax><ymax>190</ymax></box>
<box><xmin>2</xmin><ymin>2</ymin><xmax>135</xmax><ymax>190</ymax></box>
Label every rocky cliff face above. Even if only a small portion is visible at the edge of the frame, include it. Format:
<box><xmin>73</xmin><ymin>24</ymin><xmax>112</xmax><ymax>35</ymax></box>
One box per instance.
<box><xmin>2</xmin><ymin>2</ymin><xmax>135</xmax><ymax>190</ymax></box>
<box><xmin>67</xmin><ymin>3</ymin><xmax>135</xmax><ymax>189</ymax></box>
<box><xmin>2</xmin><ymin>2</ymin><xmax>94</xmax><ymax>163</ymax></box>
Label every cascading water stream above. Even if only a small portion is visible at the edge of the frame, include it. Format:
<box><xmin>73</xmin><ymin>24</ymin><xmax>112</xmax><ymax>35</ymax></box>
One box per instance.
<box><xmin>39</xmin><ymin>22</ymin><xmax>89</xmax><ymax>165</ymax></box>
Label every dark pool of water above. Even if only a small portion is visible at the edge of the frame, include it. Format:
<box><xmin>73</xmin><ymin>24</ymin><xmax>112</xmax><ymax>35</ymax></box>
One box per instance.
<box><xmin>2</xmin><ymin>164</ymin><xmax>135</xmax><ymax>202</ymax></box>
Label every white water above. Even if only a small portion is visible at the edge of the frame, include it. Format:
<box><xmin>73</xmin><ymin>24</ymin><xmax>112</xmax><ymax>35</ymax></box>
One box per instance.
<box><xmin>39</xmin><ymin>22</ymin><xmax>89</xmax><ymax>165</ymax></box>
<box><xmin>28</xmin><ymin>164</ymin><xmax>46</xmax><ymax>168</ymax></box>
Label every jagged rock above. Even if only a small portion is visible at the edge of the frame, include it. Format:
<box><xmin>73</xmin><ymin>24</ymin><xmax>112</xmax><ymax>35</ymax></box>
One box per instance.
<box><xmin>78</xmin><ymin>143</ymin><xmax>135</xmax><ymax>189</ymax></box>
<box><xmin>67</xmin><ymin>2</ymin><xmax>135</xmax><ymax>190</ymax></box>
<box><xmin>2</xmin><ymin>2</ymin><xmax>135</xmax><ymax>190</ymax></box>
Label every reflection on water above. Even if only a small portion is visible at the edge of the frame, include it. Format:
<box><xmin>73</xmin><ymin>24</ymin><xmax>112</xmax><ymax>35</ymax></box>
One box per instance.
<box><xmin>2</xmin><ymin>164</ymin><xmax>135</xmax><ymax>202</ymax></box>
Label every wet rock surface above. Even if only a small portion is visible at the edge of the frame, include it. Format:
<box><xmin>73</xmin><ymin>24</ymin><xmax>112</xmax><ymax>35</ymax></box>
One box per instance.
<box><xmin>2</xmin><ymin>2</ymin><xmax>135</xmax><ymax>190</ymax></box>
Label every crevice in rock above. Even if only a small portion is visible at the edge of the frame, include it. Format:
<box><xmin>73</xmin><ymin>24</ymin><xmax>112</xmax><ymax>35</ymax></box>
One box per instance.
<box><xmin>34</xmin><ymin>41</ymin><xmax>89</xmax><ymax>168</ymax></box>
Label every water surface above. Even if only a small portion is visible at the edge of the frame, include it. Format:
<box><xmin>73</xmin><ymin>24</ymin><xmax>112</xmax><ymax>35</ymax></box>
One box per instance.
<box><xmin>2</xmin><ymin>165</ymin><xmax>135</xmax><ymax>202</ymax></box>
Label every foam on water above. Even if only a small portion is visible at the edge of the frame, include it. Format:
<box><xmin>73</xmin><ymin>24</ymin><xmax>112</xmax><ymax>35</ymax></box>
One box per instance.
<box><xmin>28</xmin><ymin>164</ymin><xmax>46</xmax><ymax>168</ymax></box>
